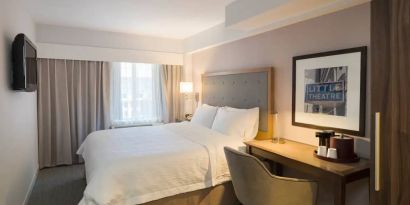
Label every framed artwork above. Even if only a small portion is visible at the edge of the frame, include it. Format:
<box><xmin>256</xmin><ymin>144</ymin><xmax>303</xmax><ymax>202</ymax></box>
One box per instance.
<box><xmin>292</xmin><ymin>47</ymin><xmax>367</xmax><ymax>136</ymax></box>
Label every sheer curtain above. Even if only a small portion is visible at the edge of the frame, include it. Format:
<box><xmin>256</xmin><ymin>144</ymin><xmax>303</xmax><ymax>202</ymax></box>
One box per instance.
<box><xmin>110</xmin><ymin>62</ymin><xmax>164</xmax><ymax>126</ymax></box>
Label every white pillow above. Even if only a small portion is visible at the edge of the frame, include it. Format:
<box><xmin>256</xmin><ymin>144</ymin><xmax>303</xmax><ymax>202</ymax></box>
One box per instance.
<box><xmin>190</xmin><ymin>104</ymin><xmax>219</xmax><ymax>128</ymax></box>
<box><xmin>225</xmin><ymin>107</ymin><xmax>259</xmax><ymax>139</ymax></box>
<box><xmin>211</xmin><ymin>107</ymin><xmax>259</xmax><ymax>141</ymax></box>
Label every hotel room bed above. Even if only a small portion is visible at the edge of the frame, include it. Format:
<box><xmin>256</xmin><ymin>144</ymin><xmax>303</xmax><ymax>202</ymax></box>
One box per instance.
<box><xmin>77</xmin><ymin>122</ymin><xmax>243</xmax><ymax>205</ymax></box>
<box><xmin>77</xmin><ymin>68</ymin><xmax>273</xmax><ymax>205</ymax></box>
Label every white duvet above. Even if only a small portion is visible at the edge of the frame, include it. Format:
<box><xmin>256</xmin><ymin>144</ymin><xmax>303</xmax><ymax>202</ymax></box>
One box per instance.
<box><xmin>77</xmin><ymin>122</ymin><xmax>244</xmax><ymax>205</ymax></box>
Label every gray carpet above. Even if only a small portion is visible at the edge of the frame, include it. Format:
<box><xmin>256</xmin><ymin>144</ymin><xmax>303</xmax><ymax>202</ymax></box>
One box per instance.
<box><xmin>27</xmin><ymin>164</ymin><xmax>86</xmax><ymax>205</ymax></box>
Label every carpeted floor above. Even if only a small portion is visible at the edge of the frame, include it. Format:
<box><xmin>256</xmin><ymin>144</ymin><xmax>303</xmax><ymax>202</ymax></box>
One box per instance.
<box><xmin>27</xmin><ymin>164</ymin><xmax>86</xmax><ymax>205</ymax></box>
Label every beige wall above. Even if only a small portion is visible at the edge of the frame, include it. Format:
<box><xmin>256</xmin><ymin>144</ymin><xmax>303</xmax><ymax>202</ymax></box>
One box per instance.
<box><xmin>191</xmin><ymin>3</ymin><xmax>370</xmax><ymax>205</ymax></box>
<box><xmin>192</xmin><ymin>3</ymin><xmax>370</xmax><ymax>147</ymax></box>
<box><xmin>0</xmin><ymin>0</ymin><xmax>38</xmax><ymax>204</ymax></box>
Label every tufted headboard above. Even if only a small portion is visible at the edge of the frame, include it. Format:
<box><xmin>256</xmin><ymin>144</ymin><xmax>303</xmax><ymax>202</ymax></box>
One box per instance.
<box><xmin>202</xmin><ymin>68</ymin><xmax>273</xmax><ymax>140</ymax></box>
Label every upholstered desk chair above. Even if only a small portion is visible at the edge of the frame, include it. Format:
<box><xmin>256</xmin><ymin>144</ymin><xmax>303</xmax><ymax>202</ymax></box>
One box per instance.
<box><xmin>224</xmin><ymin>147</ymin><xmax>318</xmax><ymax>205</ymax></box>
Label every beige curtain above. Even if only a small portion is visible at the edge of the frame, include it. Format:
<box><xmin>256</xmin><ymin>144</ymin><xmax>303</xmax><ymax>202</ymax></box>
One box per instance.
<box><xmin>37</xmin><ymin>59</ymin><xmax>110</xmax><ymax>168</ymax></box>
<box><xmin>161</xmin><ymin>65</ymin><xmax>184</xmax><ymax>123</ymax></box>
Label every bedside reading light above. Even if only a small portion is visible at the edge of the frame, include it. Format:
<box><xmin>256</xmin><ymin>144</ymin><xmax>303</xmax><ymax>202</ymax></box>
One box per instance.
<box><xmin>179</xmin><ymin>82</ymin><xmax>198</xmax><ymax>102</ymax></box>
<box><xmin>180</xmin><ymin>82</ymin><xmax>193</xmax><ymax>93</ymax></box>
<box><xmin>180</xmin><ymin>82</ymin><xmax>198</xmax><ymax>121</ymax></box>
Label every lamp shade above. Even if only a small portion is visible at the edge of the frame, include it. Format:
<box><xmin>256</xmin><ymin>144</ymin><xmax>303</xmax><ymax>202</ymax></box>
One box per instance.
<box><xmin>180</xmin><ymin>82</ymin><xmax>193</xmax><ymax>93</ymax></box>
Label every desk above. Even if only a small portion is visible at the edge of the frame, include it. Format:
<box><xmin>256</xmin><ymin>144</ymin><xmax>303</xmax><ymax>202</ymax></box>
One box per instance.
<box><xmin>245</xmin><ymin>140</ymin><xmax>370</xmax><ymax>205</ymax></box>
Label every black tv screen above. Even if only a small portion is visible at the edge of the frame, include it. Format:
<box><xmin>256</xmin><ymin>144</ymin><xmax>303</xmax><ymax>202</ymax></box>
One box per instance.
<box><xmin>12</xmin><ymin>33</ymin><xmax>37</xmax><ymax>92</ymax></box>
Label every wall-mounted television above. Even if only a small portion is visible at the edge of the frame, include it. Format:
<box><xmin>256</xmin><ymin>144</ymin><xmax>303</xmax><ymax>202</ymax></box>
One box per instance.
<box><xmin>12</xmin><ymin>33</ymin><xmax>37</xmax><ymax>92</ymax></box>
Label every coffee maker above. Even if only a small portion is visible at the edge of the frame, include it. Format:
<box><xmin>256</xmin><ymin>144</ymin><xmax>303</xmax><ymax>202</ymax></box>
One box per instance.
<box><xmin>316</xmin><ymin>130</ymin><xmax>335</xmax><ymax>148</ymax></box>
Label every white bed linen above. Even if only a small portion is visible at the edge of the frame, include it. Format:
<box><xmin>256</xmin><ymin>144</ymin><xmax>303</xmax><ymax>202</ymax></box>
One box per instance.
<box><xmin>77</xmin><ymin>122</ymin><xmax>243</xmax><ymax>205</ymax></box>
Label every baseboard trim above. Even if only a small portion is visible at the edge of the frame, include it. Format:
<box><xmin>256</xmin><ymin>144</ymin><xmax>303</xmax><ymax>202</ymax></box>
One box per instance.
<box><xmin>22</xmin><ymin>168</ymin><xmax>38</xmax><ymax>205</ymax></box>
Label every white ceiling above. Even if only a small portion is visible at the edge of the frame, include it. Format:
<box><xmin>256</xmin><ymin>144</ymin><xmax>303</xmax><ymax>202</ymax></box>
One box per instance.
<box><xmin>23</xmin><ymin>0</ymin><xmax>235</xmax><ymax>39</ymax></box>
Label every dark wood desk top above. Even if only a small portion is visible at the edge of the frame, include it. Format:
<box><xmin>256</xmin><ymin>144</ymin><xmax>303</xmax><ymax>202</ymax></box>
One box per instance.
<box><xmin>245</xmin><ymin>139</ymin><xmax>369</xmax><ymax>177</ymax></box>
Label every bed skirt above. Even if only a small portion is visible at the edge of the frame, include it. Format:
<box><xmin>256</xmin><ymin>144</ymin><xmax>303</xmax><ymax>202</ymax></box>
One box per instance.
<box><xmin>141</xmin><ymin>182</ymin><xmax>239</xmax><ymax>205</ymax></box>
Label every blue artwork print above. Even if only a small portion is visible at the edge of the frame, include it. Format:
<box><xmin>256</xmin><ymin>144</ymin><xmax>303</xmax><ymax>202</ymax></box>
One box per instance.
<box><xmin>304</xmin><ymin>66</ymin><xmax>347</xmax><ymax>116</ymax></box>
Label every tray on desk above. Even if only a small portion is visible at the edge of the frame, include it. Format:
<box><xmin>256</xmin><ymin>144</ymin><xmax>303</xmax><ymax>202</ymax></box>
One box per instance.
<box><xmin>314</xmin><ymin>150</ymin><xmax>360</xmax><ymax>163</ymax></box>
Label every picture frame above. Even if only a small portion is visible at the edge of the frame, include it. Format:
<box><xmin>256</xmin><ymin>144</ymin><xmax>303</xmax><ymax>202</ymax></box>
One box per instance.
<box><xmin>292</xmin><ymin>47</ymin><xmax>367</xmax><ymax>136</ymax></box>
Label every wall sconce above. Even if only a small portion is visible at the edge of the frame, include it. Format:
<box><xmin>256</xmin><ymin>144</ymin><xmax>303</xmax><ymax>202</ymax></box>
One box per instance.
<box><xmin>180</xmin><ymin>82</ymin><xmax>193</xmax><ymax>94</ymax></box>
<box><xmin>180</xmin><ymin>82</ymin><xmax>199</xmax><ymax>120</ymax></box>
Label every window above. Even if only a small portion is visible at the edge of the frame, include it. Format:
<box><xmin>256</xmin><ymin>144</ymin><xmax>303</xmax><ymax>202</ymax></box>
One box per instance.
<box><xmin>111</xmin><ymin>62</ymin><xmax>163</xmax><ymax>126</ymax></box>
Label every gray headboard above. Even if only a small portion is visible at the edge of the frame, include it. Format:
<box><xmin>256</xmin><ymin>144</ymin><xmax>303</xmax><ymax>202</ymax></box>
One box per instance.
<box><xmin>202</xmin><ymin>68</ymin><xmax>273</xmax><ymax>139</ymax></box>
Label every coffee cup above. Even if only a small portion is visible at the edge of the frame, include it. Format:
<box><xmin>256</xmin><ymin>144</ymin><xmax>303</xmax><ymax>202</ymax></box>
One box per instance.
<box><xmin>327</xmin><ymin>148</ymin><xmax>338</xmax><ymax>159</ymax></box>
<box><xmin>317</xmin><ymin>146</ymin><xmax>327</xmax><ymax>157</ymax></box>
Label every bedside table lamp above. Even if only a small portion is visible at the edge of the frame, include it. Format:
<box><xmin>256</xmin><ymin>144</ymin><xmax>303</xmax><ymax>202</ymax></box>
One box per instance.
<box><xmin>180</xmin><ymin>82</ymin><xmax>193</xmax><ymax>94</ymax></box>
<box><xmin>180</xmin><ymin>82</ymin><xmax>198</xmax><ymax>121</ymax></box>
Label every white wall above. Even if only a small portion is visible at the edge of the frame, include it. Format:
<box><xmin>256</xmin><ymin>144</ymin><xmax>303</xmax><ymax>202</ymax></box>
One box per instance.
<box><xmin>184</xmin><ymin>0</ymin><xmax>369</xmax><ymax>53</ymax></box>
<box><xmin>36</xmin><ymin>24</ymin><xmax>184</xmax><ymax>53</ymax></box>
<box><xmin>37</xmin><ymin>43</ymin><xmax>183</xmax><ymax>65</ymax></box>
<box><xmin>36</xmin><ymin>25</ymin><xmax>184</xmax><ymax>65</ymax></box>
<box><xmin>0</xmin><ymin>0</ymin><xmax>38</xmax><ymax>204</ymax></box>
